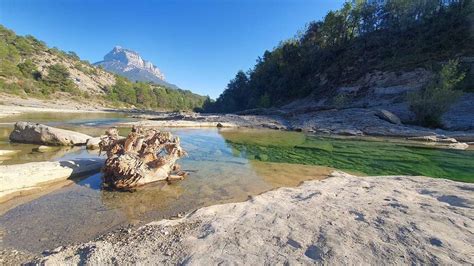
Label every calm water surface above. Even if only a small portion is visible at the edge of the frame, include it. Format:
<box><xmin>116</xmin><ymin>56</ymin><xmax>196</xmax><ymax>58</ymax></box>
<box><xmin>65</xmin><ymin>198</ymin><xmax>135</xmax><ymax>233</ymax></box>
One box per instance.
<box><xmin>0</xmin><ymin>112</ymin><xmax>473</xmax><ymax>253</ymax></box>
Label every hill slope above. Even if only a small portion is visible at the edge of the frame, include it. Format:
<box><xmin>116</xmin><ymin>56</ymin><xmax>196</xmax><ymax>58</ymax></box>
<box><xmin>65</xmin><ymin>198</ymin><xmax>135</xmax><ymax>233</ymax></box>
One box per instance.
<box><xmin>205</xmin><ymin>0</ymin><xmax>474</xmax><ymax>113</ymax></box>
<box><xmin>0</xmin><ymin>25</ymin><xmax>206</xmax><ymax>111</ymax></box>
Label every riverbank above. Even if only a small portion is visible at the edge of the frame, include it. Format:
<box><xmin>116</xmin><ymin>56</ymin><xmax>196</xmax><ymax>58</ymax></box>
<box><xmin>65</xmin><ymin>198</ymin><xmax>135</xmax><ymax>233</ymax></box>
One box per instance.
<box><xmin>34</xmin><ymin>171</ymin><xmax>474</xmax><ymax>264</ymax></box>
<box><xmin>122</xmin><ymin>111</ymin><xmax>474</xmax><ymax>149</ymax></box>
<box><xmin>0</xmin><ymin>93</ymin><xmax>114</xmax><ymax>118</ymax></box>
<box><xmin>1</xmin><ymin>95</ymin><xmax>473</xmax><ymax>146</ymax></box>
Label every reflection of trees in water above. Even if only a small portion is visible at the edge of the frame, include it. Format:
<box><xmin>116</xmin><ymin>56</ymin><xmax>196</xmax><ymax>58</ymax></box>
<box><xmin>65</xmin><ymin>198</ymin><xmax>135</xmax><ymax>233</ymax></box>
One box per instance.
<box><xmin>100</xmin><ymin>182</ymin><xmax>184</xmax><ymax>221</ymax></box>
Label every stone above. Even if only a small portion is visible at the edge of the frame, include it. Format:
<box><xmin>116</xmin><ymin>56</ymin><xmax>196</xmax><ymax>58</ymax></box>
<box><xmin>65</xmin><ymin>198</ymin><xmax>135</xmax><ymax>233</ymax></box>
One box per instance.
<box><xmin>375</xmin><ymin>109</ymin><xmax>402</xmax><ymax>125</ymax></box>
<box><xmin>9</xmin><ymin>122</ymin><xmax>92</xmax><ymax>146</ymax></box>
<box><xmin>33</xmin><ymin>145</ymin><xmax>56</xmax><ymax>152</ymax></box>
<box><xmin>334</xmin><ymin>128</ymin><xmax>364</xmax><ymax>136</ymax></box>
<box><xmin>0</xmin><ymin>158</ymin><xmax>104</xmax><ymax>202</ymax></box>
<box><xmin>0</xmin><ymin>150</ymin><xmax>20</xmax><ymax>162</ymax></box>
<box><xmin>86</xmin><ymin>137</ymin><xmax>102</xmax><ymax>150</ymax></box>
<box><xmin>407</xmin><ymin>135</ymin><xmax>457</xmax><ymax>143</ymax></box>
<box><xmin>406</xmin><ymin>135</ymin><xmax>468</xmax><ymax>150</ymax></box>
<box><xmin>0</xmin><ymin>150</ymin><xmax>20</xmax><ymax>156</ymax></box>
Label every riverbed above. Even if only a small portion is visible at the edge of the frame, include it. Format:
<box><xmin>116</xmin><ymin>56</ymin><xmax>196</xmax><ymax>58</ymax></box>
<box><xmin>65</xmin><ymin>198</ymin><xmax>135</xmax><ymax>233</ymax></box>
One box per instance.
<box><xmin>0</xmin><ymin>112</ymin><xmax>473</xmax><ymax>259</ymax></box>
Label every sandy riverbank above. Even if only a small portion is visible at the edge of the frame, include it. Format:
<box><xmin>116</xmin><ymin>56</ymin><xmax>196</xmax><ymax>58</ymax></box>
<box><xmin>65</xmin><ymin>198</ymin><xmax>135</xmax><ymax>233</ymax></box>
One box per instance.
<box><xmin>0</xmin><ymin>93</ymin><xmax>116</xmax><ymax>118</ymax></box>
<box><xmin>34</xmin><ymin>171</ymin><xmax>474</xmax><ymax>265</ymax></box>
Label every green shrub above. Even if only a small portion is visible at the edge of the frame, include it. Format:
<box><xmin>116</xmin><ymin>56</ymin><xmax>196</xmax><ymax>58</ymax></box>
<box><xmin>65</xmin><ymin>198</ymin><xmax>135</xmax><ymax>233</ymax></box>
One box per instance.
<box><xmin>332</xmin><ymin>93</ymin><xmax>349</xmax><ymax>109</ymax></box>
<box><xmin>43</xmin><ymin>64</ymin><xmax>79</xmax><ymax>94</ymax></box>
<box><xmin>408</xmin><ymin>60</ymin><xmax>465</xmax><ymax>128</ymax></box>
<box><xmin>18</xmin><ymin>59</ymin><xmax>41</xmax><ymax>80</ymax></box>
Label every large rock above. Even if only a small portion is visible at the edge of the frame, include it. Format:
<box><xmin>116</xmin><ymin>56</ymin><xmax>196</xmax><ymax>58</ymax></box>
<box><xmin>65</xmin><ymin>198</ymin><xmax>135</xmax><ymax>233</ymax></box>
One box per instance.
<box><xmin>0</xmin><ymin>158</ymin><xmax>104</xmax><ymax>202</ymax></box>
<box><xmin>38</xmin><ymin>172</ymin><xmax>474</xmax><ymax>265</ymax></box>
<box><xmin>9</xmin><ymin>122</ymin><xmax>92</xmax><ymax>146</ymax></box>
<box><xmin>375</xmin><ymin>109</ymin><xmax>402</xmax><ymax>125</ymax></box>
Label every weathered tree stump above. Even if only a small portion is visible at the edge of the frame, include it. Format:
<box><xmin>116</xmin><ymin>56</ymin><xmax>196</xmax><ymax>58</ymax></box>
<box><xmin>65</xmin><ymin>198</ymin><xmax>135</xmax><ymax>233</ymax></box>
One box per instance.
<box><xmin>99</xmin><ymin>126</ymin><xmax>187</xmax><ymax>190</ymax></box>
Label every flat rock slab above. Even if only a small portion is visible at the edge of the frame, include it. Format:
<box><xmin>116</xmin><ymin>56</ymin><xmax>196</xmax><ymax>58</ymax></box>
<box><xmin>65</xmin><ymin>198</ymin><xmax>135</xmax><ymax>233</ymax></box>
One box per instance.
<box><xmin>0</xmin><ymin>158</ymin><xmax>104</xmax><ymax>202</ymax></box>
<box><xmin>39</xmin><ymin>172</ymin><xmax>474</xmax><ymax>265</ymax></box>
<box><xmin>120</xmin><ymin>120</ymin><xmax>238</xmax><ymax>128</ymax></box>
<box><xmin>9</xmin><ymin>122</ymin><xmax>92</xmax><ymax>146</ymax></box>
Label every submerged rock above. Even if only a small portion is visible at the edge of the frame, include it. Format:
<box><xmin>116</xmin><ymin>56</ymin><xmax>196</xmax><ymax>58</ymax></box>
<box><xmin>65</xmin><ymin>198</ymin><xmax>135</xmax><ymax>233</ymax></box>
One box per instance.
<box><xmin>0</xmin><ymin>150</ymin><xmax>20</xmax><ymax>162</ymax></box>
<box><xmin>9</xmin><ymin>122</ymin><xmax>92</xmax><ymax>146</ymax></box>
<box><xmin>33</xmin><ymin>145</ymin><xmax>56</xmax><ymax>152</ymax></box>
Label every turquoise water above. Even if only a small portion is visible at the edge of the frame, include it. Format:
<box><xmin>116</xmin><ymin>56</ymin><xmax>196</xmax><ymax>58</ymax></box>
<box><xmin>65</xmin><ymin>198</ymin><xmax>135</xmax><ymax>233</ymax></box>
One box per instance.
<box><xmin>220</xmin><ymin>129</ymin><xmax>474</xmax><ymax>182</ymax></box>
<box><xmin>0</xmin><ymin>113</ymin><xmax>473</xmax><ymax>255</ymax></box>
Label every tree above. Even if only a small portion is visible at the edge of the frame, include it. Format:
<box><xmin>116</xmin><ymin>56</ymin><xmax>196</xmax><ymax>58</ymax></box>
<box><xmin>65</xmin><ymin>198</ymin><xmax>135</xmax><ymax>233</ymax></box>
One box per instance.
<box><xmin>408</xmin><ymin>60</ymin><xmax>465</xmax><ymax>127</ymax></box>
<box><xmin>17</xmin><ymin>59</ymin><xmax>41</xmax><ymax>80</ymax></box>
<box><xmin>43</xmin><ymin>64</ymin><xmax>78</xmax><ymax>94</ymax></box>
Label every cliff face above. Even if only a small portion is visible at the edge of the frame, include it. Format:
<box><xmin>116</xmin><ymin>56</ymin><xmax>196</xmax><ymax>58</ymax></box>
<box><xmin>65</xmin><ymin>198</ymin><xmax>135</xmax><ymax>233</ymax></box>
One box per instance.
<box><xmin>95</xmin><ymin>46</ymin><xmax>178</xmax><ymax>89</ymax></box>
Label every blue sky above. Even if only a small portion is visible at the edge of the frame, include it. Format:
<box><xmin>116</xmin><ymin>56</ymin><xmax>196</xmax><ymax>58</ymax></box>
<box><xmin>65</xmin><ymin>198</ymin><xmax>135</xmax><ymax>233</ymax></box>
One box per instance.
<box><xmin>0</xmin><ymin>0</ymin><xmax>345</xmax><ymax>98</ymax></box>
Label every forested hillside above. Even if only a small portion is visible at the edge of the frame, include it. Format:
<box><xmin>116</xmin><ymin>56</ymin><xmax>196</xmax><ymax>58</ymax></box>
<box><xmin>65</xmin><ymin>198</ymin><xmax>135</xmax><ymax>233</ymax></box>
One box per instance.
<box><xmin>0</xmin><ymin>25</ymin><xmax>206</xmax><ymax>111</ymax></box>
<box><xmin>204</xmin><ymin>0</ymin><xmax>473</xmax><ymax>113</ymax></box>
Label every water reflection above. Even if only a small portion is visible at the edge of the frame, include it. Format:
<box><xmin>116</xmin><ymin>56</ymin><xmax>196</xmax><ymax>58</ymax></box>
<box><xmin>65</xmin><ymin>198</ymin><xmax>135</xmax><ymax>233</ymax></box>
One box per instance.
<box><xmin>0</xmin><ymin>127</ymin><xmax>331</xmax><ymax>254</ymax></box>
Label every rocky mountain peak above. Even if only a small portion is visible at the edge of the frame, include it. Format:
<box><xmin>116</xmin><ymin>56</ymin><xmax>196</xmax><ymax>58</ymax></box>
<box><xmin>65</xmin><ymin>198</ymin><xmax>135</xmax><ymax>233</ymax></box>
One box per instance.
<box><xmin>95</xmin><ymin>46</ymin><xmax>165</xmax><ymax>82</ymax></box>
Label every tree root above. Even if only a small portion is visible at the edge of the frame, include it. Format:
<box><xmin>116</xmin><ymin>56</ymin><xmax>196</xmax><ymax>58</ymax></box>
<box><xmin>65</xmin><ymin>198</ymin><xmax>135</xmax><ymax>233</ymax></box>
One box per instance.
<box><xmin>99</xmin><ymin>126</ymin><xmax>187</xmax><ymax>190</ymax></box>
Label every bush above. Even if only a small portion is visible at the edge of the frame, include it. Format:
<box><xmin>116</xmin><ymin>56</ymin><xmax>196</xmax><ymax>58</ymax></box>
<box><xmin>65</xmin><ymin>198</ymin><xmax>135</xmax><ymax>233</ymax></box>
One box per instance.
<box><xmin>332</xmin><ymin>93</ymin><xmax>350</xmax><ymax>109</ymax></box>
<box><xmin>43</xmin><ymin>64</ymin><xmax>80</xmax><ymax>94</ymax></box>
<box><xmin>408</xmin><ymin>59</ymin><xmax>465</xmax><ymax>127</ymax></box>
<box><xmin>18</xmin><ymin>59</ymin><xmax>41</xmax><ymax>80</ymax></box>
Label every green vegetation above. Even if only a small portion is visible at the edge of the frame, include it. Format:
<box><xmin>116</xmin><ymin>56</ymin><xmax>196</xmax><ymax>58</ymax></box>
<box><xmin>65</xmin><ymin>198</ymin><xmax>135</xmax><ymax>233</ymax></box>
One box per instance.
<box><xmin>43</xmin><ymin>64</ymin><xmax>80</xmax><ymax>95</ymax></box>
<box><xmin>205</xmin><ymin>0</ymin><xmax>473</xmax><ymax>113</ymax></box>
<box><xmin>220</xmin><ymin>130</ymin><xmax>474</xmax><ymax>182</ymax></box>
<box><xmin>408</xmin><ymin>60</ymin><xmax>465</xmax><ymax>127</ymax></box>
<box><xmin>106</xmin><ymin>76</ymin><xmax>206</xmax><ymax>110</ymax></box>
<box><xmin>0</xmin><ymin>24</ymin><xmax>206</xmax><ymax>111</ymax></box>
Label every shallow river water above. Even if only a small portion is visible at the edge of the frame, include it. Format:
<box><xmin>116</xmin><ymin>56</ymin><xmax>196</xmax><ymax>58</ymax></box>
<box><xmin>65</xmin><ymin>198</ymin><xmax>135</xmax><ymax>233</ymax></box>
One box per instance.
<box><xmin>0</xmin><ymin>112</ymin><xmax>473</xmax><ymax>254</ymax></box>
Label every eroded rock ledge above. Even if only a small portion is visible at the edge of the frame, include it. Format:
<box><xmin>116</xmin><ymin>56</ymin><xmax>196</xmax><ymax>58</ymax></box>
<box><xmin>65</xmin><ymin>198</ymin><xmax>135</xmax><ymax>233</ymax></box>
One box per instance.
<box><xmin>0</xmin><ymin>159</ymin><xmax>104</xmax><ymax>202</ymax></box>
<box><xmin>38</xmin><ymin>172</ymin><xmax>474</xmax><ymax>265</ymax></box>
<box><xmin>9</xmin><ymin>122</ymin><xmax>92</xmax><ymax>146</ymax></box>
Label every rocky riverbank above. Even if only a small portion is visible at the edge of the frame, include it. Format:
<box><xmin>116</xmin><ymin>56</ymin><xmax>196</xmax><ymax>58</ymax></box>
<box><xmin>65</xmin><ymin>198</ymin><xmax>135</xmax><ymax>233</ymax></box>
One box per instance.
<box><xmin>35</xmin><ymin>171</ymin><xmax>474</xmax><ymax>265</ymax></box>
<box><xmin>123</xmin><ymin>110</ymin><xmax>474</xmax><ymax>149</ymax></box>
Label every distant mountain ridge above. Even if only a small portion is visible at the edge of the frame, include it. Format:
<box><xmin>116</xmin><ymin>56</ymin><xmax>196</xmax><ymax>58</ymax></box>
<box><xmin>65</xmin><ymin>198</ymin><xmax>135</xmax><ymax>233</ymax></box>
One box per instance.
<box><xmin>94</xmin><ymin>46</ymin><xmax>179</xmax><ymax>89</ymax></box>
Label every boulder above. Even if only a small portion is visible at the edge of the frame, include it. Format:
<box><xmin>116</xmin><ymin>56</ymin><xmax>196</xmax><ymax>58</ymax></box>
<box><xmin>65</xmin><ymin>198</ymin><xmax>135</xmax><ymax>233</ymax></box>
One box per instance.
<box><xmin>9</xmin><ymin>122</ymin><xmax>92</xmax><ymax>146</ymax></box>
<box><xmin>0</xmin><ymin>158</ymin><xmax>104</xmax><ymax>202</ymax></box>
<box><xmin>86</xmin><ymin>137</ymin><xmax>102</xmax><ymax>150</ymax></box>
<box><xmin>375</xmin><ymin>109</ymin><xmax>402</xmax><ymax>125</ymax></box>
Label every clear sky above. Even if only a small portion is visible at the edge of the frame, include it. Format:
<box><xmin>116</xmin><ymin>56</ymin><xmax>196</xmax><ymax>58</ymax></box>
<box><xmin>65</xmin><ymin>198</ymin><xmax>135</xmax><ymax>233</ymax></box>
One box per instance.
<box><xmin>0</xmin><ymin>0</ymin><xmax>345</xmax><ymax>98</ymax></box>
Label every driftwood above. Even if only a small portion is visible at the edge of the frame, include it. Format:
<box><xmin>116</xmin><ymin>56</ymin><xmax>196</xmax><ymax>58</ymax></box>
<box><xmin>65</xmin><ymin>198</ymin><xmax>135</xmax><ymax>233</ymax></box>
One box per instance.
<box><xmin>99</xmin><ymin>126</ymin><xmax>187</xmax><ymax>190</ymax></box>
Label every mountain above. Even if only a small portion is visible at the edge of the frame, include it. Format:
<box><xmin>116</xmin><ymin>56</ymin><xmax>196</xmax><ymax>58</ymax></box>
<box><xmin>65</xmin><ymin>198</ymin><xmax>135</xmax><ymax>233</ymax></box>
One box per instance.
<box><xmin>94</xmin><ymin>46</ymin><xmax>179</xmax><ymax>89</ymax></box>
<box><xmin>0</xmin><ymin>25</ymin><xmax>206</xmax><ymax>111</ymax></box>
